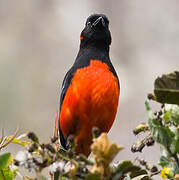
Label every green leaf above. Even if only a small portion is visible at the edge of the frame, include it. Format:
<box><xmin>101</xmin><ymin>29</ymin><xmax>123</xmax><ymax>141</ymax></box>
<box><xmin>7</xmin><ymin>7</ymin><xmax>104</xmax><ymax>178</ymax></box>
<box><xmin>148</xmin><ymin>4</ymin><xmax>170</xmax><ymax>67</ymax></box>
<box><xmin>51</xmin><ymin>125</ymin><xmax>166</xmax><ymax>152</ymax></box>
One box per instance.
<box><xmin>86</xmin><ymin>173</ymin><xmax>101</xmax><ymax>180</ymax></box>
<box><xmin>145</xmin><ymin>101</ymin><xmax>151</xmax><ymax>111</ymax></box>
<box><xmin>0</xmin><ymin>153</ymin><xmax>11</xmax><ymax>169</ymax></box>
<box><xmin>112</xmin><ymin>161</ymin><xmax>147</xmax><ymax>180</ymax></box>
<box><xmin>159</xmin><ymin>156</ymin><xmax>171</xmax><ymax>167</ymax></box>
<box><xmin>116</xmin><ymin>161</ymin><xmax>140</xmax><ymax>173</ymax></box>
<box><xmin>159</xmin><ymin>155</ymin><xmax>179</xmax><ymax>175</ymax></box>
<box><xmin>170</xmin><ymin>139</ymin><xmax>177</xmax><ymax>154</ymax></box>
<box><xmin>173</xmin><ymin>162</ymin><xmax>179</xmax><ymax>174</ymax></box>
<box><xmin>54</xmin><ymin>171</ymin><xmax>60</xmax><ymax>180</ymax></box>
<box><xmin>176</xmin><ymin>136</ymin><xmax>179</xmax><ymax>153</ymax></box>
<box><xmin>145</xmin><ymin>101</ymin><xmax>156</xmax><ymax>127</ymax></box>
<box><xmin>171</xmin><ymin>105</ymin><xmax>179</xmax><ymax>125</ymax></box>
<box><xmin>130</xmin><ymin>169</ymin><xmax>148</xmax><ymax>178</ymax></box>
<box><xmin>145</xmin><ymin>101</ymin><xmax>175</xmax><ymax>147</ymax></box>
<box><xmin>112</xmin><ymin>161</ymin><xmax>136</xmax><ymax>179</ymax></box>
<box><xmin>163</xmin><ymin>111</ymin><xmax>172</xmax><ymax>122</ymax></box>
<box><xmin>154</xmin><ymin>71</ymin><xmax>179</xmax><ymax>105</ymax></box>
<box><xmin>0</xmin><ymin>167</ymin><xmax>16</xmax><ymax>180</ymax></box>
<box><xmin>151</xmin><ymin>125</ymin><xmax>174</xmax><ymax>147</ymax></box>
<box><xmin>151</xmin><ymin>118</ymin><xmax>161</xmax><ymax>126</ymax></box>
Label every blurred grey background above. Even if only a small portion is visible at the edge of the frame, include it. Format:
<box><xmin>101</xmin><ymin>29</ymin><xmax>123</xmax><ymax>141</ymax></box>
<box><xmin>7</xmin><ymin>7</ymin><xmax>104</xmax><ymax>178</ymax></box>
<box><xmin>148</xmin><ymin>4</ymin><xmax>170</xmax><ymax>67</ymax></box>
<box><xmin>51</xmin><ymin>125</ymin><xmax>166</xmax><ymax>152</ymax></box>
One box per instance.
<box><xmin>0</xmin><ymin>0</ymin><xmax>179</xmax><ymax>177</ymax></box>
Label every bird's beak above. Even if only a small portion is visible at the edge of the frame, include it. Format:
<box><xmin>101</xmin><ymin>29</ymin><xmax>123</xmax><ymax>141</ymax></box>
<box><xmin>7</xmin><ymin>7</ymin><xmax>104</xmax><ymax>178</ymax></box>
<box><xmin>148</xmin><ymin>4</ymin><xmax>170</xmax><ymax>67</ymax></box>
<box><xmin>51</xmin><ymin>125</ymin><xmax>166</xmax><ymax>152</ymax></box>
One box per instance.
<box><xmin>92</xmin><ymin>16</ymin><xmax>105</xmax><ymax>27</ymax></box>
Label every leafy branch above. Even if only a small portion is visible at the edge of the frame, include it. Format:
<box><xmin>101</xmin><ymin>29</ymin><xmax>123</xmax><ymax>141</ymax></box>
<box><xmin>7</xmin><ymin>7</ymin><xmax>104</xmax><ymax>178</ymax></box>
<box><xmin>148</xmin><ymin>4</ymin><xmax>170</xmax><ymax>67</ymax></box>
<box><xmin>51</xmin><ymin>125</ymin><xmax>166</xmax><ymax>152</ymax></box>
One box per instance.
<box><xmin>132</xmin><ymin>71</ymin><xmax>179</xmax><ymax>179</ymax></box>
<box><xmin>0</xmin><ymin>70</ymin><xmax>179</xmax><ymax>179</ymax></box>
<box><xmin>0</xmin><ymin>127</ymin><xmax>19</xmax><ymax>150</ymax></box>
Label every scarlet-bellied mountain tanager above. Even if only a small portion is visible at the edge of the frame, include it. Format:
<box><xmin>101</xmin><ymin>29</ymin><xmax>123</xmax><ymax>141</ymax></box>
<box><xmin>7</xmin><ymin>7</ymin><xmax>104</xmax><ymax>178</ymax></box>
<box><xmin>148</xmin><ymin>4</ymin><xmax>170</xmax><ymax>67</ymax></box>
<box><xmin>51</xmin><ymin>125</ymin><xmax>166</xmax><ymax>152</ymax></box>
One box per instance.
<box><xmin>58</xmin><ymin>14</ymin><xmax>120</xmax><ymax>156</ymax></box>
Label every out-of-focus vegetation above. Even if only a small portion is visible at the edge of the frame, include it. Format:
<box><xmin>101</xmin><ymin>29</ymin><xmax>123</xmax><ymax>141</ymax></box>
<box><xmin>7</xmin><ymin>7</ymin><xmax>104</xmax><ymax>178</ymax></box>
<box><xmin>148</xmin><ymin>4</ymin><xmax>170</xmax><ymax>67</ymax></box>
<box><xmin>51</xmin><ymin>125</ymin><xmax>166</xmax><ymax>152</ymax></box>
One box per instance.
<box><xmin>1</xmin><ymin>71</ymin><xmax>179</xmax><ymax>179</ymax></box>
<box><xmin>0</xmin><ymin>130</ymin><xmax>156</xmax><ymax>180</ymax></box>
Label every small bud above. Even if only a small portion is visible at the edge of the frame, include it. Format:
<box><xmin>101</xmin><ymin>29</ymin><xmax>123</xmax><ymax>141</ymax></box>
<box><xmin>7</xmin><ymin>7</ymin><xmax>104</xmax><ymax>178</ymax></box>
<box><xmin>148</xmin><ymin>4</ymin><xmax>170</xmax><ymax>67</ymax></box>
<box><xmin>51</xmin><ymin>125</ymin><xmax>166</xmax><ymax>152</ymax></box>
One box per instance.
<box><xmin>92</xmin><ymin>127</ymin><xmax>101</xmax><ymax>138</ymax></box>
<box><xmin>51</xmin><ymin>136</ymin><xmax>58</xmax><ymax>143</ymax></box>
<box><xmin>33</xmin><ymin>158</ymin><xmax>41</xmax><ymax>166</ymax></box>
<box><xmin>67</xmin><ymin>149</ymin><xmax>74</xmax><ymax>158</ymax></box>
<box><xmin>139</xmin><ymin>159</ymin><xmax>147</xmax><ymax>166</ymax></box>
<box><xmin>150</xmin><ymin>165</ymin><xmax>158</xmax><ymax>173</ymax></box>
<box><xmin>147</xmin><ymin>93</ymin><xmax>154</xmax><ymax>100</ymax></box>
<box><xmin>77</xmin><ymin>164</ymin><xmax>88</xmax><ymax>176</ymax></box>
<box><xmin>67</xmin><ymin>135</ymin><xmax>76</xmax><ymax>150</ymax></box>
<box><xmin>14</xmin><ymin>160</ymin><xmax>20</xmax><ymax>166</ymax></box>
<box><xmin>27</xmin><ymin>132</ymin><xmax>39</xmax><ymax>143</ymax></box>
<box><xmin>68</xmin><ymin>135</ymin><xmax>75</xmax><ymax>144</ymax></box>
<box><xmin>131</xmin><ymin>142</ymin><xmax>145</xmax><ymax>153</ymax></box>
<box><xmin>133</xmin><ymin>123</ymin><xmax>149</xmax><ymax>135</ymax></box>
<box><xmin>131</xmin><ymin>145</ymin><xmax>136</xmax><ymax>153</ymax></box>
<box><xmin>28</xmin><ymin>143</ymin><xmax>38</xmax><ymax>153</ymax></box>
<box><xmin>77</xmin><ymin>154</ymin><xmax>93</xmax><ymax>165</ymax></box>
<box><xmin>154</xmin><ymin>111</ymin><xmax>157</xmax><ymax>116</ymax></box>
<box><xmin>158</xmin><ymin>110</ymin><xmax>163</xmax><ymax>116</ymax></box>
<box><xmin>158</xmin><ymin>117</ymin><xmax>163</xmax><ymax>125</ymax></box>
<box><xmin>58</xmin><ymin>148</ymin><xmax>67</xmax><ymax>155</ymax></box>
<box><xmin>44</xmin><ymin>144</ymin><xmax>56</xmax><ymax>154</ymax></box>
<box><xmin>41</xmin><ymin>159</ymin><xmax>48</xmax><ymax>168</ymax></box>
<box><xmin>41</xmin><ymin>143</ymin><xmax>45</xmax><ymax>149</ymax></box>
<box><xmin>33</xmin><ymin>158</ymin><xmax>48</xmax><ymax>168</ymax></box>
<box><xmin>146</xmin><ymin>137</ymin><xmax>155</xmax><ymax>146</ymax></box>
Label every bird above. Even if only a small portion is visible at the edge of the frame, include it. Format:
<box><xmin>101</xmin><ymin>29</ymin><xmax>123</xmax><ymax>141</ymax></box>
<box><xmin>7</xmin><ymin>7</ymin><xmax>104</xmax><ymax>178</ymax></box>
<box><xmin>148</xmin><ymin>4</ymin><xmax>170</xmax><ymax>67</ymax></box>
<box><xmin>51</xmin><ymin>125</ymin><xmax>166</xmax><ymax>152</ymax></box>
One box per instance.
<box><xmin>58</xmin><ymin>14</ymin><xmax>120</xmax><ymax>156</ymax></box>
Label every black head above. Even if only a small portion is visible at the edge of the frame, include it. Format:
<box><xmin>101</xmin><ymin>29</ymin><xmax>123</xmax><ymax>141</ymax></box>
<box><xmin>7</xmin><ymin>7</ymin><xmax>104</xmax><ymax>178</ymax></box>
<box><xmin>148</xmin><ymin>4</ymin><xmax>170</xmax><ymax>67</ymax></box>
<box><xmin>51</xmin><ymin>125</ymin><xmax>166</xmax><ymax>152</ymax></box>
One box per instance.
<box><xmin>80</xmin><ymin>14</ymin><xmax>111</xmax><ymax>51</ymax></box>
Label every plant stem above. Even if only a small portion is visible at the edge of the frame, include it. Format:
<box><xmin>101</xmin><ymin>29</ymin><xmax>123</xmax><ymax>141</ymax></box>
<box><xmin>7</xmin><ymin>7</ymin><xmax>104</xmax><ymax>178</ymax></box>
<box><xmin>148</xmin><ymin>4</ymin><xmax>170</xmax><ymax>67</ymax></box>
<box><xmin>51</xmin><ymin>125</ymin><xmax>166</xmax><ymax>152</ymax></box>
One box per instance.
<box><xmin>167</xmin><ymin>146</ymin><xmax>179</xmax><ymax>167</ymax></box>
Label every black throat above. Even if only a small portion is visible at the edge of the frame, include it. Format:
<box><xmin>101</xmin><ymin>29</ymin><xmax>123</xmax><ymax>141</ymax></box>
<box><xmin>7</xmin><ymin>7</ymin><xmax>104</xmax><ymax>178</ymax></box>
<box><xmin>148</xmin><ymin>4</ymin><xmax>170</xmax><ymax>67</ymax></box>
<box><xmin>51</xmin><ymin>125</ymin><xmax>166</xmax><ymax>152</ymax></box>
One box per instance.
<box><xmin>80</xmin><ymin>39</ymin><xmax>110</xmax><ymax>53</ymax></box>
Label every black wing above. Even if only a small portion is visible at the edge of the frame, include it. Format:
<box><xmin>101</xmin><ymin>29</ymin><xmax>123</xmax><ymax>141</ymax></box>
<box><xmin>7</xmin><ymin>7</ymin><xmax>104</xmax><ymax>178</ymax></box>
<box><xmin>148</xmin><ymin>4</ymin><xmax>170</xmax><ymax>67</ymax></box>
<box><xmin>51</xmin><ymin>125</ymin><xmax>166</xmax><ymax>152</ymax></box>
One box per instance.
<box><xmin>59</xmin><ymin>67</ymin><xmax>74</xmax><ymax>149</ymax></box>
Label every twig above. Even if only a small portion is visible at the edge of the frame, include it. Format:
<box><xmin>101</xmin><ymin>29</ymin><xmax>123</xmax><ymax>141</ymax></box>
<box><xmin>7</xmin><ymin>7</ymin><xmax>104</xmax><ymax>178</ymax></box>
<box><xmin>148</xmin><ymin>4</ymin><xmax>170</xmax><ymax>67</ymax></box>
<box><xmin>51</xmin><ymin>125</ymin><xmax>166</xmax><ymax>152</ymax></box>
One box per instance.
<box><xmin>150</xmin><ymin>171</ymin><xmax>161</xmax><ymax>177</ymax></box>
<box><xmin>0</xmin><ymin>169</ymin><xmax>5</xmax><ymax>180</ymax></box>
<box><xmin>166</xmin><ymin>146</ymin><xmax>179</xmax><ymax>167</ymax></box>
<box><xmin>0</xmin><ymin>127</ymin><xmax>19</xmax><ymax>150</ymax></box>
<box><xmin>0</xmin><ymin>128</ymin><xmax>4</xmax><ymax>144</ymax></box>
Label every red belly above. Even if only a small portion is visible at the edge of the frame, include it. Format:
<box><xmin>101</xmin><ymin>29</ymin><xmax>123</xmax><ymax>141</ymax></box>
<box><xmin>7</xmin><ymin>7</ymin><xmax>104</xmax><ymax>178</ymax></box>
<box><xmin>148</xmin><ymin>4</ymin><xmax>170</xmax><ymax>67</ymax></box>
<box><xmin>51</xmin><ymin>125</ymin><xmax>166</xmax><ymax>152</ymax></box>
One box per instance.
<box><xmin>60</xmin><ymin>60</ymin><xmax>119</xmax><ymax>156</ymax></box>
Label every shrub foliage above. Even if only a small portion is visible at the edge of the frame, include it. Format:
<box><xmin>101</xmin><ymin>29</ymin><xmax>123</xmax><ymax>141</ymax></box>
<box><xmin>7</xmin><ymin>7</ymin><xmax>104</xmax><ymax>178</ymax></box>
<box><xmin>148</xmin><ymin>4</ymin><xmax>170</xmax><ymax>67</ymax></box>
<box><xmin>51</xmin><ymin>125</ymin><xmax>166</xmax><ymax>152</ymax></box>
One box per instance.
<box><xmin>0</xmin><ymin>71</ymin><xmax>179</xmax><ymax>180</ymax></box>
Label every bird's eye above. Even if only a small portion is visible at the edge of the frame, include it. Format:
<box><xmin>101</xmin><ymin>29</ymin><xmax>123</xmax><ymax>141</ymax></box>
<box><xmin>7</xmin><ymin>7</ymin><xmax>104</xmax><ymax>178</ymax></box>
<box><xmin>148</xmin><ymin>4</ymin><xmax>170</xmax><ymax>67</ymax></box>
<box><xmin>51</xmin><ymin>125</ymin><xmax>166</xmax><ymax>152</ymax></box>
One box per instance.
<box><xmin>87</xmin><ymin>22</ymin><xmax>91</xmax><ymax>26</ymax></box>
